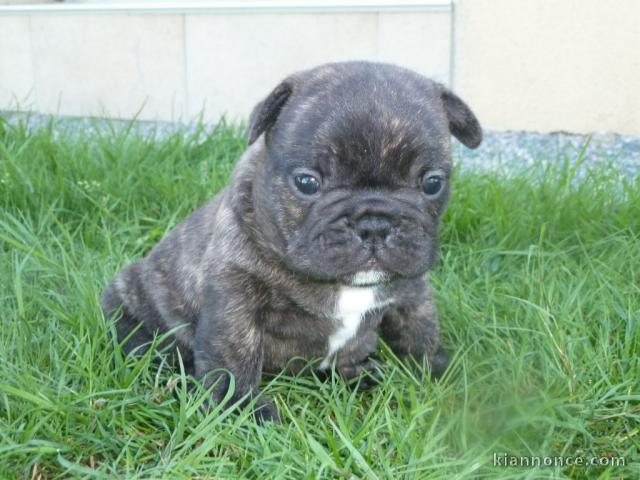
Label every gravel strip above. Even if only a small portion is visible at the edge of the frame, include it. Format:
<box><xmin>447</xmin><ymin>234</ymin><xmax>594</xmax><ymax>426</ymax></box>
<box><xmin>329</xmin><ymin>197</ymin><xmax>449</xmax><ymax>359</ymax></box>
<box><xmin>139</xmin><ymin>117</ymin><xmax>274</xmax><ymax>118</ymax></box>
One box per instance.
<box><xmin>3</xmin><ymin>111</ymin><xmax>639</xmax><ymax>179</ymax></box>
<box><xmin>454</xmin><ymin>130</ymin><xmax>640</xmax><ymax>179</ymax></box>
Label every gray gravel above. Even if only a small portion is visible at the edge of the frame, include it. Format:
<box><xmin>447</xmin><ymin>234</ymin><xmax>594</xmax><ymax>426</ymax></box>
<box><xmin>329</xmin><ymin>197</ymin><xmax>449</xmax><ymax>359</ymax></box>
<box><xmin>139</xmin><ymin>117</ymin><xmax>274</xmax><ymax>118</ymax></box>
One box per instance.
<box><xmin>3</xmin><ymin>111</ymin><xmax>639</xmax><ymax>179</ymax></box>
<box><xmin>454</xmin><ymin>130</ymin><xmax>640</xmax><ymax>179</ymax></box>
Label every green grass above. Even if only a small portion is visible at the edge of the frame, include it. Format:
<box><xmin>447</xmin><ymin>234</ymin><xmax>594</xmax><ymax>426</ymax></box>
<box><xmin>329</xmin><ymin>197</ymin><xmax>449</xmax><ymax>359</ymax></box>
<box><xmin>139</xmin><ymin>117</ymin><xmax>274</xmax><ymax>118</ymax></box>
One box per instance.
<box><xmin>0</xmin><ymin>115</ymin><xmax>638</xmax><ymax>479</ymax></box>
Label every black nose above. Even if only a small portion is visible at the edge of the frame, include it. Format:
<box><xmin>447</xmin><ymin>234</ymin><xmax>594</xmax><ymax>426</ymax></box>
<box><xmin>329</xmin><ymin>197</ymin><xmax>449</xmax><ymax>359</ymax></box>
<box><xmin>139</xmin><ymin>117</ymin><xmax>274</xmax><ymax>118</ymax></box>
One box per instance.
<box><xmin>355</xmin><ymin>215</ymin><xmax>392</xmax><ymax>242</ymax></box>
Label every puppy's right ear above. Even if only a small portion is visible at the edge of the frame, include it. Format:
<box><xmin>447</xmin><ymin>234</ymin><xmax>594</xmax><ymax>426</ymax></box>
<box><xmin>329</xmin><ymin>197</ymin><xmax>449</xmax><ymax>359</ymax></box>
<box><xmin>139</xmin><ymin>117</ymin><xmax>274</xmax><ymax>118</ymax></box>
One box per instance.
<box><xmin>247</xmin><ymin>80</ymin><xmax>293</xmax><ymax>145</ymax></box>
<box><xmin>440</xmin><ymin>87</ymin><xmax>482</xmax><ymax>149</ymax></box>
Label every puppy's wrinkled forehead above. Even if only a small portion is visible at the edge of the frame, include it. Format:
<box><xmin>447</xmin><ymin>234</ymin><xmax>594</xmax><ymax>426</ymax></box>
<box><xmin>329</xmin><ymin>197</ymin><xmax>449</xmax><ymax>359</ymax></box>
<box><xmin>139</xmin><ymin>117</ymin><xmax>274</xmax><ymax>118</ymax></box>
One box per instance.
<box><xmin>268</xmin><ymin>64</ymin><xmax>452</xmax><ymax>185</ymax></box>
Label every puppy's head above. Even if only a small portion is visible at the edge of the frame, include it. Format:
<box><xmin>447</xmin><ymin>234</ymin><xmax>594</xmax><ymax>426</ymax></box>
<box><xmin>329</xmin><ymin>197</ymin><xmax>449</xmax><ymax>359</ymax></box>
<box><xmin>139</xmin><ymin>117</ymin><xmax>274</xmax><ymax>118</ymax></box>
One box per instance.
<box><xmin>245</xmin><ymin>62</ymin><xmax>481</xmax><ymax>285</ymax></box>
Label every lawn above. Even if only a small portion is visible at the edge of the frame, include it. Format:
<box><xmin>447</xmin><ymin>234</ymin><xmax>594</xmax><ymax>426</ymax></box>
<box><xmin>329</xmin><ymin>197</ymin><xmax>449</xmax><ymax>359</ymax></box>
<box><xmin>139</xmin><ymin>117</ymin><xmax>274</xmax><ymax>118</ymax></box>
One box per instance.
<box><xmin>0</xmin><ymin>115</ymin><xmax>638</xmax><ymax>479</ymax></box>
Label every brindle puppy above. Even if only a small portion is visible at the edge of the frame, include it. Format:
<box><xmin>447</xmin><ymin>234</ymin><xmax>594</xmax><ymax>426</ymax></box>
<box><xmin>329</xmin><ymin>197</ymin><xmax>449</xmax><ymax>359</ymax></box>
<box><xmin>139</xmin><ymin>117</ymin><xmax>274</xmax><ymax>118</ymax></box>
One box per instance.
<box><xmin>102</xmin><ymin>61</ymin><xmax>482</xmax><ymax>422</ymax></box>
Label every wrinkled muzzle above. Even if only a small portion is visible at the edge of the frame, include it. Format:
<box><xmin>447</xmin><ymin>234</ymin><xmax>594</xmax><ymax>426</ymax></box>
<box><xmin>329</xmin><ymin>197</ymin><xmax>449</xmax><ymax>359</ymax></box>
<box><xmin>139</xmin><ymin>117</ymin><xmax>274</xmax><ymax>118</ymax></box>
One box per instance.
<box><xmin>284</xmin><ymin>191</ymin><xmax>439</xmax><ymax>282</ymax></box>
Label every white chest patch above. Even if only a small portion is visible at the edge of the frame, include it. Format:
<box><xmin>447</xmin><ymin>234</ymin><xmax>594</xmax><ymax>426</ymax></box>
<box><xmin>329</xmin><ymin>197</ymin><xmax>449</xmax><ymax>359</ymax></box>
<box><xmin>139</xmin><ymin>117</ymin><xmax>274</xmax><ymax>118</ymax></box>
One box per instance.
<box><xmin>319</xmin><ymin>286</ymin><xmax>393</xmax><ymax>369</ymax></box>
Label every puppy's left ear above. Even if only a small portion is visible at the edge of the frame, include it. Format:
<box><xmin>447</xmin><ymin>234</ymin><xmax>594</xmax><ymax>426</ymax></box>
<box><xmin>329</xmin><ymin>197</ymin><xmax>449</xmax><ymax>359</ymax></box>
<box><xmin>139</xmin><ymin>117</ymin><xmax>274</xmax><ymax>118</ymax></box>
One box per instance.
<box><xmin>440</xmin><ymin>87</ymin><xmax>482</xmax><ymax>149</ymax></box>
<box><xmin>247</xmin><ymin>80</ymin><xmax>293</xmax><ymax>145</ymax></box>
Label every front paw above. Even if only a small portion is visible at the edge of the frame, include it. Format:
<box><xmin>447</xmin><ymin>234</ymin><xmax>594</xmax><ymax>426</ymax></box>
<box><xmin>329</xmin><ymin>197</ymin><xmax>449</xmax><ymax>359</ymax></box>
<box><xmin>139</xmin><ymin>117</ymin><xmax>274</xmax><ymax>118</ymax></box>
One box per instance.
<box><xmin>338</xmin><ymin>358</ymin><xmax>384</xmax><ymax>391</ymax></box>
<box><xmin>253</xmin><ymin>400</ymin><xmax>281</xmax><ymax>424</ymax></box>
<box><xmin>428</xmin><ymin>345</ymin><xmax>451</xmax><ymax>380</ymax></box>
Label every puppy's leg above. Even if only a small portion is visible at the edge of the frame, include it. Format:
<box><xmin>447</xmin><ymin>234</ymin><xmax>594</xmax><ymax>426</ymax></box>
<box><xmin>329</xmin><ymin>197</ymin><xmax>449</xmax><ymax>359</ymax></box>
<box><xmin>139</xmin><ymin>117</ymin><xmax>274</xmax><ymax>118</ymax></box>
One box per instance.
<box><xmin>379</xmin><ymin>292</ymin><xmax>450</xmax><ymax>379</ymax></box>
<box><xmin>101</xmin><ymin>266</ymin><xmax>155</xmax><ymax>355</ymax></box>
<box><xmin>195</xmin><ymin>286</ymin><xmax>278</xmax><ymax>423</ymax></box>
<box><xmin>334</xmin><ymin>330</ymin><xmax>382</xmax><ymax>389</ymax></box>
<box><xmin>101</xmin><ymin>264</ymin><xmax>195</xmax><ymax>373</ymax></box>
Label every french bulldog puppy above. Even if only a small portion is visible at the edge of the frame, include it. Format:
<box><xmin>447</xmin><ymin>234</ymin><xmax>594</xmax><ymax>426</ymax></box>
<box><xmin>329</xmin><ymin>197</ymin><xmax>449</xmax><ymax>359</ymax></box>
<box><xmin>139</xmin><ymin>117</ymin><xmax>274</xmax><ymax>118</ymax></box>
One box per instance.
<box><xmin>102</xmin><ymin>61</ymin><xmax>482</xmax><ymax>423</ymax></box>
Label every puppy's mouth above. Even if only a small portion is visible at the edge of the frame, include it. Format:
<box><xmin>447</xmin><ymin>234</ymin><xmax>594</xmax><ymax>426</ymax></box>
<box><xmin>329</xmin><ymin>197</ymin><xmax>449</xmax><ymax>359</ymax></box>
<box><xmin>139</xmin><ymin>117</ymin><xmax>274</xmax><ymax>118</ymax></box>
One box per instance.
<box><xmin>346</xmin><ymin>270</ymin><xmax>390</xmax><ymax>286</ymax></box>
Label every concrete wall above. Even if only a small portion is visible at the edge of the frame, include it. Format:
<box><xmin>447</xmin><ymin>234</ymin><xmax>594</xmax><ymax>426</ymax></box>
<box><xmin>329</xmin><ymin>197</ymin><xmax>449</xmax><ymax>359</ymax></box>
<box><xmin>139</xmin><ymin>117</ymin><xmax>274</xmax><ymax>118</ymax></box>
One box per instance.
<box><xmin>454</xmin><ymin>0</ymin><xmax>640</xmax><ymax>135</ymax></box>
<box><xmin>1</xmin><ymin>1</ymin><xmax>639</xmax><ymax>134</ymax></box>
<box><xmin>0</xmin><ymin>3</ymin><xmax>451</xmax><ymax>125</ymax></box>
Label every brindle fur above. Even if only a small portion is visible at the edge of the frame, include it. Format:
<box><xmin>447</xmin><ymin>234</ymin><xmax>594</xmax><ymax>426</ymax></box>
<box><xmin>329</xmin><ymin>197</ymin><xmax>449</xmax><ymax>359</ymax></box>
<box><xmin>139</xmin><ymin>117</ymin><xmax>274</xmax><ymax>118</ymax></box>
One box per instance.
<box><xmin>102</xmin><ymin>61</ymin><xmax>482</xmax><ymax>423</ymax></box>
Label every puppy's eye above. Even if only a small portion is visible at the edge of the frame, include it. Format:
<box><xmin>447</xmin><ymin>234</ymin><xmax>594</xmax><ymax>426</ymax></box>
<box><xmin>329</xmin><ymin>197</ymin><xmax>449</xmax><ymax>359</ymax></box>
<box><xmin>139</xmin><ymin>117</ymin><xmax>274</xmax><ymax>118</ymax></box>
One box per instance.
<box><xmin>294</xmin><ymin>174</ymin><xmax>320</xmax><ymax>195</ymax></box>
<box><xmin>422</xmin><ymin>175</ymin><xmax>444</xmax><ymax>196</ymax></box>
